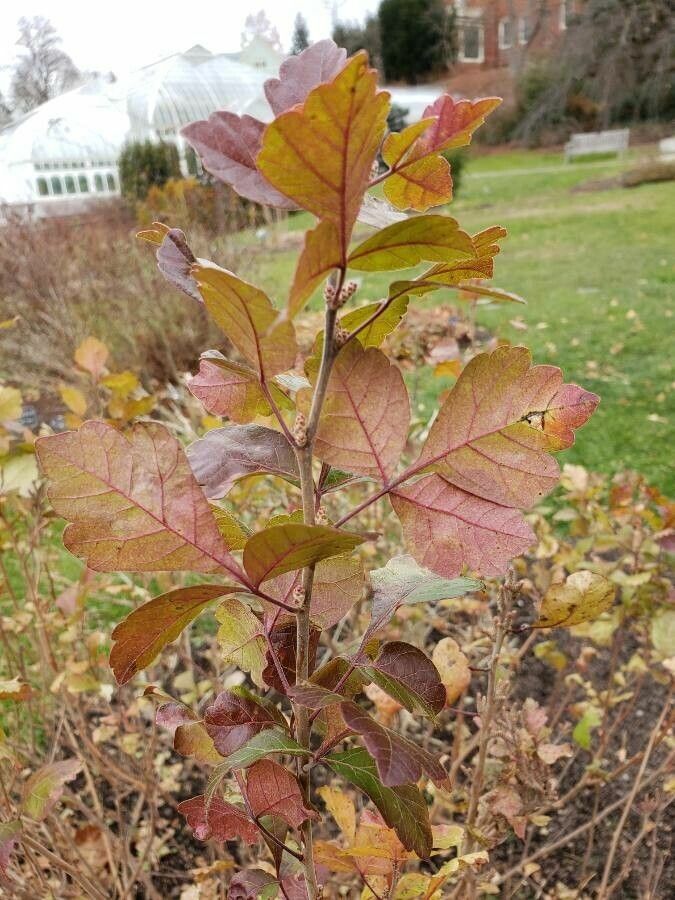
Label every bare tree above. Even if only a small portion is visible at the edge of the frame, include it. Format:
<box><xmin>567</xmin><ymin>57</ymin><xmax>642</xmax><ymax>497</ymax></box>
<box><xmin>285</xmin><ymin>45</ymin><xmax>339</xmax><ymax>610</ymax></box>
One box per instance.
<box><xmin>10</xmin><ymin>17</ymin><xmax>80</xmax><ymax>112</ymax></box>
<box><xmin>241</xmin><ymin>10</ymin><xmax>282</xmax><ymax>51</ymax></box>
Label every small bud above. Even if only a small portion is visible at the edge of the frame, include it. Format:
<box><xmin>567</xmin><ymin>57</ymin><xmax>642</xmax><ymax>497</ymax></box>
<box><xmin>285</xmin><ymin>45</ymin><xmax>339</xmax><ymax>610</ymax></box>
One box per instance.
<box><xmin>323</xmin><ymin>283</ymin><xmax>337</xmax><ymax>305</ymax></box>
<box><xmin>370</xmin><ymin>159</ymin><xmax>380</xmax><ymax>179</ymax></box>
<box><xmin>292</xmin><ymin>412</ymin><xmax>308</xmax><ymax>447</ymax></box>
<box><xmin>334</xmin><ymin>326</ymin><xmax>350</xmax><ymax>348</ymax></box>
<box><xmin>315</xmin><ymin>506</ymin><xmax>329</xmax><ymax>525</ymax></box>
<box><xmin>292</xmin><ymin>585</ymin><xmax>305</xmax><ymax>606</ymax></box>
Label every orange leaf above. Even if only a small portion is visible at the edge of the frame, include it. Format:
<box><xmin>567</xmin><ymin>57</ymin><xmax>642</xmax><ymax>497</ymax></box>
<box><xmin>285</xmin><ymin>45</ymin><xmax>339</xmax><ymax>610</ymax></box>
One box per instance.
<box><xmin>258</xmin><ymin>51</ymin><xmax>390</xmax><ymax>256</ymax></box>
<box><xmin>288</xmin><ymin>220</ymin><xmax>341</xmax><ymax>317</ymax></box>
<box><xmin>245</xmin><ymin>759</ymin><xmax>317</xmax><ymax>828</ymax></box>
<box><xmin>74</xmin><ymin>337</ymin><xmax>108</xmax><ymax>379</ymax></box>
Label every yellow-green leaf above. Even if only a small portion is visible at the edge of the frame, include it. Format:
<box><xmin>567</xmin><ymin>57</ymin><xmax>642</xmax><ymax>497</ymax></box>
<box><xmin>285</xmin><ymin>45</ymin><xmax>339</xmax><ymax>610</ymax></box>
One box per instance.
<box><xmin>288</xmin><ymin>220</ymin><xmax>341</xmax><ymax>317</ymax></box>
<box><xmin>243</xmin><ymin>523</ymin><xmax>364</xmax><ymax>586</ymax></box>
<box><xmin>215</xmin><ymin>599</ymin><xmax>266</xmax><ymax>687</ymax></box>
<box><xmin>193</xmin><ymin>263</ymin><xmax>297</xmax><ymax>380</ymax></box>
<box><xmin>58</xmin><ymin>384</ymin><xmax>88</xmax><ymax>417</ymax></box>
<box><xmin>348</xmin><ymin>214</ymin><xmax>475</xmax><ymax>272</ymax></box>
<box><xmin>22</xmin><ymin>759</ymin><xmax>82</xmax><ymax>820</ymax></box>
<box><xmin>0</xmin><ymin>386</ymin><xmax>22</xmax><ymax>423</ymax></box>
<box><xmin>534</xmin><ymin>571</ymin><xmax>615</xmax><ymax>629</ymax></box>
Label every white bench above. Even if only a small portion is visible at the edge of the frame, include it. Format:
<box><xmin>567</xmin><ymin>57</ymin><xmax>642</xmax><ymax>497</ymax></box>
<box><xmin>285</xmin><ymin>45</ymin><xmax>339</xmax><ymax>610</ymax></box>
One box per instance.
<box><xmin>564</xmin><ymin>129</ymin><xmax>630</xmax><ymax>161</ymax></box>
<box><xmin>659</xmin><ymin>136</ymin><xmax>675</xmax><ymax>161</ymax></box>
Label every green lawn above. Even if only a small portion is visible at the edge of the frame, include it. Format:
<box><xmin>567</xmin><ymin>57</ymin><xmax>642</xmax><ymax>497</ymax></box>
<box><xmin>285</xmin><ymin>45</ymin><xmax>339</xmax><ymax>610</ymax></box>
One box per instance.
<box><xmin>242</xmin><ymin>147</ymin><xmax>674</xmax><ymax>493</ymax></box>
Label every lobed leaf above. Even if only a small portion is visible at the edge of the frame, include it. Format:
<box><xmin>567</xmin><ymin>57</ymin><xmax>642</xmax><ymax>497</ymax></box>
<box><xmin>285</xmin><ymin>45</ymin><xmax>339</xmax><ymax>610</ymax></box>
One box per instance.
<box><xmin>361</xmin><ymin>641</ymin><xmax>446</xmax><ymax>717</ymax></box>
<box><xmin>325</xmin><ymin>747</ymin><xmax>433</xmax><ymax>858</ymax></box>
<box><xmin>417</xmin><ymin>95</ymin><xmax>502</xmax><ymax>154</ymax></box>
<box><xmin>348</xmin><ymin>215</ymin><xmax>474</xmax><ymax>273</ymax></box>
<box><xmin>340</xmin><ymin>701</ymin><xmax>448</xmax><ymax>788</ymax></box>
<box><xmin>258</xmin><ymin>52</ymin><xmax>390</xmax><ymax>255</ymax></box>
<box><xmin>208</xmin><ymin>728</ymin><xmax>309</xmax><ymax>780</ymax></box>
<box><xmin>318</xmin><ymin>785</ymin><xmax>356</xmax><ymax>843</ymax></box>
<box><xmin>22</xmin><ymin>759</ymin><xmax>82</xmax><ymax>820</ymax></box>
<box><xmin>245</xmin><ymin>759</ymin><xmax>316</xmax><ymax>828</ymax></box>
<box><xmin>288</xmin><ymin>220</ymin><xmax>341</xmax><ymax>317</ymax></box>
<box><xmin>534</xmin><ymin>571</ymin><xmax>615</xmax><ymax>629</ymax></box>
<box><xmin>215</xmin><ymin>599</ymin><xmax>266</xmax><ymax>687</ymax></box>
<box><xmin>204</xmin><ymin>690</ymin><xmax>278</xmax><ymax>756</ymax></box>
<box><xmin>243</xmin><ymin>522</ymin><xmax>364</xmax><ymax>586</ymax></box>
<box><xmin>187</xmin><ymin>424</ymin><xmax>299</xmax><ymax>499</ymax></box>
<box><xmin>110</xmin><ymin>584</ymin><xmax>231</xmax><ymax>684</ymax></box>
<box><xmin>36</xmin><ymin>421</ymin><xmax>243</xmax><ymax>579</ymax></box>
<box><xmin>193</xmin><ymin>264</ymin><xmax>297</xmax><ymax>380</ymax></box>
<box><xmin>173</xmin><ymin>722</ymin><xmax>223</xmax><ymax>766</ymax></box>
<box><xmin>177</xmin><ymin>795</ymin><xmax>259</xmax><ymax>844</ymax></box>
<box><xmin>211</xmin><ymin>506</ymin><xmax>251</xmax><ymax>551</ymax></box>
<box><xmin>368</xmin><ymin>555</ymin><xmax>482</xmax><ymax>636</ymax></box>
<box><xmin>314</xmin><ymin>341</ymin><xmax>410</xmax><ymax>481</ymax></box>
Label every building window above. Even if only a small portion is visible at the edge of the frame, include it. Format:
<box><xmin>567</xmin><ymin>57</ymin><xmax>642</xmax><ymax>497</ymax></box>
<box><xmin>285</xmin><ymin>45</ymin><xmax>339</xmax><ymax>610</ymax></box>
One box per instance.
<box><xmin>65</xmin><ymin>175</ymin><xmax>76</xmax><ymax>194</ymax></box>
<box><xmin>78</xmin><ymin>174</ymin><xmax>89</xmax><ymax>192</ymax></box>
<box><xmin>94</xmin><ymin>174</ymin><xmax>105</xmax><ymax>192</ymax></box>
<box><xmin>519</xmin><ymin>16</ymin><xmax>533</xmax><ymax>45</ymax></box>
<box><xmin>498</xmin><ymin>17</ymin><xmax>515</xmax><ymax>49</ymax></box>
<box><xmin>50</xmin><ymin>176</ymin><xmax>63</xmax><ymax>195</ymax></box>
<box><xmin>106</xmin><ymin>173</ymin><xmax>116</xmax><ymax>192</ymax></box>
<box><xmin>36</xmin><ymin>177</ymin><xmax>49</xmax><ymax>197</ymax></box>
<box><xmin>560</xmin><ymin>0</ymin><xmax>569</xmax><ymax>30</ymax></box>
<box><xmin>459</xmin><ymin>24</ymin><xmax>484</xmax><ymax>63</ymax></box>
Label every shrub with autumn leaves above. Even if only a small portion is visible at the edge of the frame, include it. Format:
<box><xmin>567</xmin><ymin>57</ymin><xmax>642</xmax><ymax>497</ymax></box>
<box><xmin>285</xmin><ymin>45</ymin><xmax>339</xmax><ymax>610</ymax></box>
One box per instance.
<box><xmin>14</xmin><ymin>41</ymin><xmax>627</xmax><ymax>899</ymax></box>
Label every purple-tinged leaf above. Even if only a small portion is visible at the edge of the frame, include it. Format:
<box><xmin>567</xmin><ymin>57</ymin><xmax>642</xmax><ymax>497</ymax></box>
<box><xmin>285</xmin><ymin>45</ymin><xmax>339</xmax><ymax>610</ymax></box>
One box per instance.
<box><xmin>340</xmin><ymin>701</ymin><xmax>448</xmax><ymax>788</ymax></box>
<box><xmin>262</xmin><ymin>620</ymin><xmax>321</xmax><ymax>692</ymax></box>
<box><xmin>204</xmin><ymin>690</ymin><xmax>277</xmax><ymax>756</ymax></box>
<box><xmin>177</xmin><ymin>795</ymin><xmax>259</xmax><ymax>844</ymax></box>
<box><xmin>182</xmin><ymin>113</ymin><xmax>297</xmax><ymax>208</ymax></box>
<box><xmin>187</xmin><ymin>424</ymin><xmax>299</xmax><ymax>499</ymax></box>
<box><xmin>228</xmin><ymin>869</ymin><xmax>278</xmax><ymax>900</ymax></box>
<box><xmin>287</xmin><ymin>682</ymin><xmax>345</xmax><ymax>709</ymax></box>
<box><xmin>188</xmin><ymin>354</ymin><xmax>276</xmax><ymax>423</ymax></box>
<box><xmin>266</xmin><ymin>553</ymin><xmax>365</xmax><ymax>628</ymax></box>
<box><xmin>138</xmin><ymin>222</ymin><xmax>201</xmax><ymax>301</ymax></box>
<box><xmin>245</xmin><ymin>759</ymin><xmax>317</xmax><ymax>828</ymax></box>
<box><xmin>22</xmin><ymin>759</ymin><xmax>82</xmax><ymax>820</ymax></box>
<box><xmin>264</xmin><ymin>39</ymin><xmax>347</xmax><ymax>115</ymax></box>
<box><xmin>0</xmin><ymin>821</ymin><xmax>21</xmax><ymax>886</ymax></box>
<box><xmin>361</xmin><ymin>641</ymin><xmax>446</xmax><ymax>717</ymax></box>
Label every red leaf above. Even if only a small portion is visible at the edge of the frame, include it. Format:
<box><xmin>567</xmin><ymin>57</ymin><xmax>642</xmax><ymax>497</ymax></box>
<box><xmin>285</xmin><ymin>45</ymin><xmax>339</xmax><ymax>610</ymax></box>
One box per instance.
<box><xmin>315</xmin><ymin>341</ymin><xmax>410</xmax><ymax>481</ymax></box>
<box><xmin>177</xmin><ymin>795</ymin><xmax>258</xmax><ymax>844</ymax></box>
<box><xmin>365</xmin><ymin>641</ymin><xmax>446</xmax><ymax>717</ymax></box>
<box><xmin>228</xmin><ymin>870</ymin><xmax>278</xmax><ymax>900</ymax></box>
<box><xmin>262</xmin><ymin>620</ymin><xmax>320</xmax><ymax>692</ymax></box>
<box><xmin>36</xmin><ymin>421</ymin><xmax>243</xmax><ymax>579</ymax></box>
<box><xmin>340</xmin><ymin>701</ymin><xmax>448</xmax><ymax>788</ymax></box>
<box><xmin>188</xmin><ymin>354</ymin><xmax>275</xmax><ymax>423</ymax></box>
<box><xmin>245</xmin><ymin>759</ymin><xmax>317</xmax><ymax>828</ymax></box>
<box><xmin>264</xmin><ymin>39</ymin><xmax>347</xmax><ymax>115</ymax></box>
<box><xmin>203</xmin><ymin>691</ymin><xmax>276</xmax><ymax>756</ymax></box>
<box><xmin>418</xmin><ymin>95</ymin><xmax>502</xmax><ymax>154</ymax></box>
<box><xmin>391</xmin><ymin>474</ymin><xmax>535</xmax><ymax>578</ymax></box>
<box><xmin>138</xmin><ymin>223</ymin><xmax>201</xmax><ymax>301</ymax></box>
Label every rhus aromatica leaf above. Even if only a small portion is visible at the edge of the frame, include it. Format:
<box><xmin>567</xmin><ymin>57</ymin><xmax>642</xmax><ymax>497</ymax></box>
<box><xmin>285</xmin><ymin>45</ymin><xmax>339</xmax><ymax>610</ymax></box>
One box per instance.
<box><xmin>347</xmin><ymin>215</ymin><xmax>475</xmax><ymax>272</ymax></box>
<box><xmin>0</xmin><ymin>821</ymin><xmax>21</xmax><ymax>885</ymax></box>
<box><xmin>534</xmin><ymin>571</ymin><xmax>615</xmax><ymax>629</ymax></box>
<box><xmin>243</xmin><ymin>523</ymin><xmax>364</xmax><ymax>586</ymax></box>
<box><xmin>178</xmin><ymin>795</ymin><xmax>259</xmax><ymax>844</ymax></box>
<box><xmin>361</xmin><ymin>641</ymin><xmax>446</xmax><ymax>717</ymax></box>
<box><xmin>35</xmin><ymin>421</ymin><xmax>244</xmax><ymax>579</ymax></box>
<box><xmin>288</xmin><ymin>220</ymin><xmax>341</xmax><ymax>317</ymax></box>
<box><xmin>265</xmin><ymin>554</ymin><xmax>365</xmax><ymax>629</ymax></box>
<box><xmin>391</xmin><ymin>474</ymin><xmax>536</xmax><ymax>579</ymax></box>
<box><xmin>215</xmin><ymin>600</ymin><xmax>266</xmax><ymax>688</ymax></box>
<box><xmin>110</xmin><ymin>584</ymin><xmax>232</xmax><ymax>684</ymax></box>
<box><xmin>182</xmin><ymin>113</ymin><xmax>297</xmax><ymax>208</ymax></box>
<box><xmin>381</xmin><ymin>96</ymin><xmax>501</xmax><ymax>211</ymax></box>
<box><xmin>187</xmin><ymin>424</ymin><xmax>299</xmax><ymax>499</ymax></box>
<box><xmin>368</xmin><ymin>555</ymin><xmax>482</xmax><ymax>635</ymax></box>
<box><xmin>420</xmin><ymin>346</ymin><xmax>600</xmax><ymax>507</ymax></box>
<box><xmin>314</xmin><ymin>342</ymin><xmax>410</xmax><ymax>481</ymax></box>
<box><xmin>264</xmin><ymin>39</ymin><xmax>347</xmax><ymax>115</ymax></box>
<box><xmin>208</xmin><ymin>729</ymin><xmax>309</xmax><ymax>777</ymax></box>
<box><xmin>193</xmin><ymin>264</ymin><xmax>297</xmax><ymax>380</ymax></box>
<box><xmin>245</xmin><ymin>759</ymin><xmax>317</xmax><ymax>828</ymax></box>
<box><xmin>340</xmin><ymin>701</ymin><xmax>448</xmax><ymax>788</ymax></box>
<box><xmin>258</xmin><ymin>52</ymin><xmax>390</xmax><ymax>255</ymax></box>
<box><xmin>137</xmin><ymin>222</ymin><xmax>201</xmax><ymax>301</ymax></box>
<box><xmin>261</xmin><ymin>620</ymin><xmax>321</xmax><ymax>692</ymax></box>
<box><xmin>433</xmin><ymin>638</ymin><xmax>471</xmax><ymax>706</ymax></box>
<box><xmin>204</xmin><ymin>690</ymin><xmax>277</xmax><ymax>756</ymax></box>
<box><xmin>22</xmin><ymin>759</ymin><xmax>82</xmax><ymax>820</ymax></box>
<box><xmin>188</xmin><ymin>353</ymin><xmax>282</xmax><ymax>423</ymax></box>
<box><xmin>326</xmin><ymin>747</ymin><xmax>433</xmax><ymax>858</ymax></box>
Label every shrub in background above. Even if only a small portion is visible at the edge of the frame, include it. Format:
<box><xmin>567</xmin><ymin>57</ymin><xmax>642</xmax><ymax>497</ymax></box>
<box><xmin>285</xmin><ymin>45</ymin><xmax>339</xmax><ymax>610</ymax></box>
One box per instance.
<box><xmin>118</xmin><ymin>140</ymin><xmax>181</xmax><ymax>203</ymax></box>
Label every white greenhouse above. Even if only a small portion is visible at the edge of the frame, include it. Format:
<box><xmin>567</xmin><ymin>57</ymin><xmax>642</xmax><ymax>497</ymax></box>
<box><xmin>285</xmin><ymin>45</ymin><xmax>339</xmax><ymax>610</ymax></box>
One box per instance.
<box><xmin>0</xmin><ymin>40</ymin><xmax>282</xmax><ymax>214</ymax></box>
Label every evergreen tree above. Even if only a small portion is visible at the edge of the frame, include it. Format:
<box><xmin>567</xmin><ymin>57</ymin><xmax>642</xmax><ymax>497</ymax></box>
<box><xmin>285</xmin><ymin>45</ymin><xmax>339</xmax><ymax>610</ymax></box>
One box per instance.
<box><xmin>291</xmin><ymin>13</ymin><xmax>310</xmax><ymax>55</ymax></box>
<box><xmin>332</xmin><ymin>15</ymin><xmax>382</xmax><ymax>71</ymax></box>
<box><xmin>378</xmin><ymin>0</ymin><xmax>455</xmax><ymax>84</ymax></box>
<box><xmin>118</xmin><ymin>141</ymin><xmax>181</xmax><ymax>203</ymax></box>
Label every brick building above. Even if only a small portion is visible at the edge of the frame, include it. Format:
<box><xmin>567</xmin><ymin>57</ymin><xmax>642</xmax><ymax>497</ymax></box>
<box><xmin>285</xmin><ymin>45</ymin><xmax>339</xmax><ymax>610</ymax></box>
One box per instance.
<box><xmin>448</xmin><ymin>1</ymin><xmax>576</xmax><ymax>69</ymax></box>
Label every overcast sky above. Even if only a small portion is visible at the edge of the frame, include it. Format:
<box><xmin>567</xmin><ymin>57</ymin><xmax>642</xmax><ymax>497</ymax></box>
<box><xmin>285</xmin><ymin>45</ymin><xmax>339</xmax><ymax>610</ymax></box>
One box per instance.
<box><xmin>0</xmin><ymin>1</ymin><xmax>380</xmax><ymax>81</ymax></box>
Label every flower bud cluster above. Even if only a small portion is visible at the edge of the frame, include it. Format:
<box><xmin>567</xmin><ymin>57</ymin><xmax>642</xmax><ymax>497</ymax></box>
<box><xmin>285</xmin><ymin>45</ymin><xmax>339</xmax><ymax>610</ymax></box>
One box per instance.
<box><xmin>292</xmin><ymin>412</ymin><xmax>308</xmax><ymax>448</ymax></box>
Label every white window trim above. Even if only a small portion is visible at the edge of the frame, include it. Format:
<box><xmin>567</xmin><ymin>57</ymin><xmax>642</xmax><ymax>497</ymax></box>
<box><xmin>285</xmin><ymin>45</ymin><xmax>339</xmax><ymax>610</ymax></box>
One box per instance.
<box><xmin>498</xmin><ymin>17</ymin><xmax>514</xmax><ymax>50</ymax></box>
<box><xmin>458</xmin><ymin>23</ymin><xmax>485</xmax><ymax>64</ymax></box>
<box><xmin>518</xmin><ymin>17</ymin><xmax>529</xmax><ymax>45</ymax></box>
